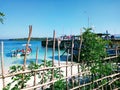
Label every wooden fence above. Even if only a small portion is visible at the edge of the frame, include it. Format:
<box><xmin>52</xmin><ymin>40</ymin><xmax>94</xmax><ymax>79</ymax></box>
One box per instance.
<box><xmin>0</xmin><ymin>26</ymin><xmax>120</xmax><ymax>90</ymax></box>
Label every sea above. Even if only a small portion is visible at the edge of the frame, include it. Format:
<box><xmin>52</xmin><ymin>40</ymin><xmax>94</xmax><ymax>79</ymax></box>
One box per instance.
<box><xmin>0</xmin><ymin>40</ymin><xmax>66</xmax><ymax>73</ymax></box>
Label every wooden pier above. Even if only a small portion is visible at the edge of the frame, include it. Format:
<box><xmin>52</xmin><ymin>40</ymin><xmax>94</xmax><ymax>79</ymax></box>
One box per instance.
<box><xmin>41</xmin><ymin>39</ymin><xmax>80</xmax><ymax>49</ymax></box>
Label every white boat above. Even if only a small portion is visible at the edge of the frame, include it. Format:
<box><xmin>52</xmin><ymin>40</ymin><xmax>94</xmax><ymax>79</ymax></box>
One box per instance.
<box><xmin>11</xmin><ymin>44</ymin><xmax>32</xmax><ymax>57</ymax></box>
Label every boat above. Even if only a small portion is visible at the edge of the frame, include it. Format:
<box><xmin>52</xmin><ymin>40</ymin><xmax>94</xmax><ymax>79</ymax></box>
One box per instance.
<box><xmin>11</xmin><ymin>44</ymin><xmax>32</xmax><ymax>57</ymax></box>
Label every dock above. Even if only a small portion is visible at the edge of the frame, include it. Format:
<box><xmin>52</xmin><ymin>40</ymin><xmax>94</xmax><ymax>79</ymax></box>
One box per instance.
<box><xmin>41</xmin><ymin>39</ymin><xmax>80</xmax><ymax>49</ymax></box>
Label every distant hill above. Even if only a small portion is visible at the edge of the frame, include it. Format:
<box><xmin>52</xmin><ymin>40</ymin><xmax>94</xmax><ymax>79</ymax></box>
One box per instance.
<box><xmin>10</xmin><ymin>37</ymin><xmax>52</xmax><ymax>41</ymax></box>
<box><xmin>0</xmin><ymin>39</ymin><xmax>9</xmax><ymax>41</ymax></box>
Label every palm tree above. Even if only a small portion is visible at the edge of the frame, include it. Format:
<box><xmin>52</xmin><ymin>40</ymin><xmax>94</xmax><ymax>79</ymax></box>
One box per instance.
<box><xmin>0</xmin><ymin>12</ymin><xmax>5</xmax><ymax>24</ymax></box>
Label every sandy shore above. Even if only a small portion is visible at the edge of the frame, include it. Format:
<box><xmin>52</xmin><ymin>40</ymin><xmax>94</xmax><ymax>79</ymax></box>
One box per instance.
<box><xmin>0</xmin><ymin>61</ymin><xmax>80</xmax><ymax>90</ymax></box>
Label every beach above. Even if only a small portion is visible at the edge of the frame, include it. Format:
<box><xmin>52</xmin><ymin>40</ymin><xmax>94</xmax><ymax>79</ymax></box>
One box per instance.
<box><xmin>0</xmin><ymin>61</ymin><xmax>80</xmax><ymax>90</ymax></box>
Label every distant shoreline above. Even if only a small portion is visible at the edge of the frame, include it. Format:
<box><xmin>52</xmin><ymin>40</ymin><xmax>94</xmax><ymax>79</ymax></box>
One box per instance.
<box><xmin>0</xmin><ymin>37</ymin><xmax>52</xmax><ymax>41</ymax></box>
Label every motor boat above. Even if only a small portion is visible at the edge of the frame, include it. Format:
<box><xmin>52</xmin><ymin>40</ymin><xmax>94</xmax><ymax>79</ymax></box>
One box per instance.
<box><xmin>11</xmin><ymin>44</ymin><xmax>32</xmax><ymax>57</ymax></box>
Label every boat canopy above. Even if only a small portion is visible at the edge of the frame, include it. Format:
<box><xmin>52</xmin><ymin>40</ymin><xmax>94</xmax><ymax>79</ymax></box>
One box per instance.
<box><xmin>22</xmin><ymin>44</ymin><xmax>31</xmax><ymax>46</ymax></box>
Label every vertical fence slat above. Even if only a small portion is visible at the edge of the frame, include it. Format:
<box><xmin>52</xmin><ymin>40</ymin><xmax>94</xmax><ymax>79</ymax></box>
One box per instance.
<box><xmin>1</xmin><ymin>41</ymin><xmax>5</xmax><ymax>88</ymax></box>
<box><xmin>71</xmin><ymin>39</ymin><xmax>74</xmax><ymax>88</ymax></box>
<box><xmin>58</xmin><ymin>39</ymin><xmax>60</xmax><ymax>66</ymax></box>
<box><xmin>36</xmin><ymin>47</ymin><xmax>39</xmax><ymax>64</ymax></box>
<box><xmin>44</xmin><ymin>38</ymin><xmax>48</xmax><ymax>66</ymax></box>
<box><xmin>78</xmin><ymin>29</ymin><xmax>83</xmax><ymax>62</ymax></box>
<box><xmin>52</xmin><ymin>30</ymin><xmax>55</xmax><ymax>65</ymax></box>
<box><xmin>42</xmin><ymin>38</ymin><xmax>48</xmax><ymax>90</ymax></box>
<box><xmin>52</xmin><ymin>30</ymin><xmax>55</xmax><ymax>90</ymax></box>
<box><xmin>71</xmin><ymin>39</ymin><xmax>74</xmax><ymax>63</ymax></box>
<box><xmin>78</xmin><ymin>29</ymin><xmax>83</xmax><ymax>90</ymax></box>
<box><xmin>115</xmin><ymin>46</ymin><xmax>118</xmax><ymax>56</ymax></box>
<box><xmin>57</xmin><ymin>39</ymin><xmax>61</xmax><ymax>78</ymax></box>
<box><xmin>22</xmin><ymin>25</ymin><xmax>32</xmax><ymax>89</ymax></box>
<box><xmin>34</xmin><ymin>47</ymin><xmax>39</xmax><ymax>89</ymax></box>
<box><xmin>34</xmin><ymin>71</ymin><xmax>37</xmax><ymax>90</ymax></box>
<box><xmin>66</xmin><ymin>49</ymin><xmax>69</xmax><ymax>90</ymax></box>
<box><xmin>23</xmin><ymin>25</ymin><xmax>32</xmax><ymax>69</ymax></box>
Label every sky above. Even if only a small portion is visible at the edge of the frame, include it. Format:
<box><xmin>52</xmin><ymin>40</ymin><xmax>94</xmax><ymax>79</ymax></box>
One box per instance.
<box><xmin>0</xmin><ymin>0</ymin><xmax>120</xmax><ymax>39</ymax></box>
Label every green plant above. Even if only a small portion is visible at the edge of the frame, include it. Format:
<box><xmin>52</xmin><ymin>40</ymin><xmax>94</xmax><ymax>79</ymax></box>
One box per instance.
<box><xmin>54</xmin><ymin>79</ymin><xmax>66</xmax><ymax>90</ymax></box>
<box><xmin>28</xmin><ymin>60</ymin><xmax>66</xmax><ymax>90</ymax></box>
<box><xmin>79</xmin><ymin>27</ymin><xmax>114</xmax><ymax>89</ymax></box>
<box><xmin>0</xmin><ymin>12</ymin><xmax>5</xmax><ymax>24</ymax></box>
<box><xmin>38</xmin><ymin>60</ymin><xmax>65</xmax><ymax>88</ymax></box>
<box><xmin>80</xmin><ymin>27</ymin><xmax>108</xmax><ymax>62</ymax></box>
<box><xmin>28</xmin><ymin>62</ymin><xmax>40</xmax><ymax>70</ymax></box>
<box><xmin>46</xmin><ymin>79</ymin><xmax>66</xmax><ymax>90</ymax></box>
<box><xmin>28</xmin><ymin>60</ymin><xmax>64</xmax><ymax>83</ymax></box>
<box><xmin>3</xmin><ymin>65</ymin><xmax>31</xmax><ymax>90</ymax></box>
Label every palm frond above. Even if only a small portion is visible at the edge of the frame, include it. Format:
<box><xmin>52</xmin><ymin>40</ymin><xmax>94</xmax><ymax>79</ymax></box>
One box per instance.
<box><xmin>0</xmin><ymin>12</ymin><xmax>5</xmax><ymax>24</ymax></box>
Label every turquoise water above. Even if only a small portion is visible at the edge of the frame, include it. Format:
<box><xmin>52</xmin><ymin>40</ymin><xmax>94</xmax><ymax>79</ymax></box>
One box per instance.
<box><xmin>0</xmin><ymin>40</ymin><xmax>66</xmax><ymax>72</ymax></box>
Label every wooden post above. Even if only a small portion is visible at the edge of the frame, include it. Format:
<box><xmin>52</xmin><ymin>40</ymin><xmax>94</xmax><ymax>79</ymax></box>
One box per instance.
<box><xmin>78</xmin><ymin>29</ymin><xmax>83</xmax><ymax>62</ymax></box>
<box><xmin>22</xmin><ymin>25</ymin><xmax>32</xmax><ymax>89</ymax></box>
<box><xmin>41</xmin><ymin>72</ymin><xmax>44</xmax><ymax>90</ymax></box>
<box><xmin>44</xmin><ymin>38</ymin><xmax>48</xmax><ymax>66</ymax></box>
<box><xmin>34</xmin><ymin>47</ymin><xmax>39</xmax><ymax>89</ymax></box>
<box><xmin>1</xmin><ymin>41</ymin><xmax>5</xmax><ymax>88</ymax></box>
<box><xmin>77</xmin><ymin>64</ymin><xmax>80</xmax><ymax>90</ymax></box>
<box><xmin>78</xmin><ymin>29</ymin><xmax>83</xmax><ymax>90</ymax></box>
<box><xmin>66</xmin><ymin>49</ymin><xmax>69</xmax><ymax>90</ymax></box>
<box><xmin>71</xmin><ymin>39</ymin><xmax>74</xmax><ymax>63</ymax></box>
<box><xmin>42</xmin><ymin>38</ymin><xmax>48</xmax><ymax>90</ymax></box>
<box><xmin>36</xmin><ymin>47</ymin><xmax>39</xmax><ymax>64</ymax></box>
<box><xmin>52</xmin><ymin>30</ymin><xmax>55</xmax><ymax>67</ymax></box>
<box><xmin>34</xmin><ymin>72</ymin><xmax>36</xmax><ymax>90</ymax></box>
<box><xmin>52</xmin><ymin>30</ymin><xmax>55</xmax><ymax>90</ymax></box>
<box><xmin>57</xmin><ymin>39</ymin><xmax>60</xmax><ymax>66</ymax></box>
<box><xmin>115</xmin><ymin>46</ymin><xmax>118</xmax><ymax>56</ymax></box>
<box><xmin>23</xmin><ymin>25</ymin><xmax>32</xmax><ymax>69</ymax></box>
<box><xmin>71</xmin><ymin>39</ymin><xmax>74</xmax><ymax>88</ymax></box>
<box><xmin>57</xmin><ymin>38</ymin><xmax>61</xmax><ymax>78</ymax></box>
